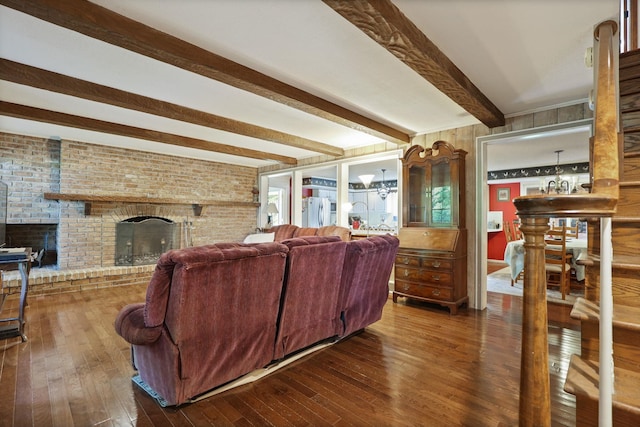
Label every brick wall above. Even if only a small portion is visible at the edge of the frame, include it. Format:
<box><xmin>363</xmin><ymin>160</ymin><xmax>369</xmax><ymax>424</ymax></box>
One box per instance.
<box><xmin>1</xmin><ymin>132</ymin><xmax>259</xmax><ymax>270</ymax></box>
<box><xmin>0</xmin><ymin>133</ymin><xmax>60</xmax><ymax>223</ymax></box>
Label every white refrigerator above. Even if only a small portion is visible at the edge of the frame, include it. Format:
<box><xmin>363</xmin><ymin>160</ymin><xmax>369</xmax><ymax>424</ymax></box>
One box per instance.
<box><xmin>303</xmin><ymin>197</ymin><xmax>331</xmax><ymax>227</ymax></box>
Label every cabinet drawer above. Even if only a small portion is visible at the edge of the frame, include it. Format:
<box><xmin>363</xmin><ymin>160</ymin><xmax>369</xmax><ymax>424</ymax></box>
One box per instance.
<box><xmin>395</xmin><ymin>267</ymin><xmax>452</xmax><ymax>286</ymax></box>
<box><xmin>395</xmin><ymin>280</ymin><xmax>452</xmax><ymax>301</ymax></box>
<box><xmin>421</xmin><ymin>258</ymin><xmax>452</xmax><ymax>270</ymax></box>
<box><xmin>395</xmin><ymin>255</ymin><xmax>452</xmax><ymax>270</ymax></box>
<box><xmin>398</xmin><ymin>227</ymin><xmax>459</xmax><ymax>251</ymax></box>
<box><xmin>395</xmin><ymin>255</ymin><xmax>420</xmax><ymax>267</ymax></box>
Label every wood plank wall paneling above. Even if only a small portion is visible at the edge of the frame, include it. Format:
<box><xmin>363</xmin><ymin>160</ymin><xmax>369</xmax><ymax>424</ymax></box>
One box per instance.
<box><xmin>0</xmin><ymin>285</ymin><xmax>579</xmax><ymax>426</ymax></box>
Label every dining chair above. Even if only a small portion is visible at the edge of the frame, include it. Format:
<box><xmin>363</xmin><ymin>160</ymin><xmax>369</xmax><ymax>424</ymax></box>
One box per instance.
<box><xmin>503</xmin><ymin>221</ymin><xmax>514</xmax><ymax>242</ymax></box>
<box><xmin>551</xmin><ymin>221</ymin><xmax>578</xmax><ymax>239</ymax></box>
<box><xmin>512</xmin><ymin>218</ymin><xmax>522</xmax><ymax>240</ymax></box>
<box><xmin>544</xmin><ymin>226</ymin><xmax>573</xmax><ymax>300</ymax></box>
<box><xmin>565</xmin><ymin>222</ymin><xmax>579</xmax><ymax>239</ymax></box>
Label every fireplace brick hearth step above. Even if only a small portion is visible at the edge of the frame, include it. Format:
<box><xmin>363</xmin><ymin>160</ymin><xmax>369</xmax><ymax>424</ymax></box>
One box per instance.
<box><xmin>1</xmin><ymin>265</ymin><xmax>155</xmax><ymax>296</ymax></box>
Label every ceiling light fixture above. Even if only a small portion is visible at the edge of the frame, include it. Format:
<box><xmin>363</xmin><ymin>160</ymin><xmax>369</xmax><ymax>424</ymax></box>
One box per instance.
<box><xmin>376</xmin><ymin>169</ymin><xmax>397</xmax><ymax>200</ymax></box>
<box><xmin>358</xmin><ymin>174</ymin><xmax>375</xmax><ymax>189</ymax></box>
<box><xmin>542</xmin><ymin>150</ymin><xmax>570</xmax><ymax>194</ymax></box>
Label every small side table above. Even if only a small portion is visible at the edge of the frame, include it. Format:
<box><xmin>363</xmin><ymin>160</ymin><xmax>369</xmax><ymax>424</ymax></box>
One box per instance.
<box><xmin>0</xmin><ymin>247</ymin><xmax>30</xmax><ymax>342</ymax></box>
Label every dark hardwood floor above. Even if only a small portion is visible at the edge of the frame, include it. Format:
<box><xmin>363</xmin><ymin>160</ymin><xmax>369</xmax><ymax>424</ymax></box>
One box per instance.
<box><xmin>0</xmin><ymin>279</ymin><xmax>579</xmax><ymax>426</ymax></box>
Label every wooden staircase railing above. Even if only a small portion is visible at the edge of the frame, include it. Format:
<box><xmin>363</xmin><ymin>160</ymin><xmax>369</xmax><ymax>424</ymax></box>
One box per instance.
<box><xmin>564</xmin><ymin>44</ymin><xmax>640</xmax><ymax>427</ymax></box>
<box><xmin>512</xmin><ymin>20</ymin><xmax>621</xmax><ymax>427</ymax></box>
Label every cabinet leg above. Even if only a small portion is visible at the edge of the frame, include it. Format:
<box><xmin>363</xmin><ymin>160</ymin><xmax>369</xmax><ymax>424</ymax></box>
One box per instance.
<box><xmin>392</xmin><ymin>292</ymin><xmax>398</xmax><ymax>303</ymax></box>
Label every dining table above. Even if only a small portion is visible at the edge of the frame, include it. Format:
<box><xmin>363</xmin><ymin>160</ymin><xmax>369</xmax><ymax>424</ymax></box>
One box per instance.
<box><xmin>503</xmin><ymin>237</ymin><xmax>588</xmax><ymax>282</ymax></box>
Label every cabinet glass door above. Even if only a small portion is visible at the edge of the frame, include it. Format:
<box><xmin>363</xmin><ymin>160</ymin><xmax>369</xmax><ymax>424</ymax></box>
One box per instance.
<box><xmin>401</xmin><ymin>142</ymin><xmax>464</xmax><ymax>229</ymax></box>
<box><xmin>428</xmin><ymin>162</ymin><xmax>452</xmax><ymax>226</ymax></box>
<box><xmin>408</xmin><ymin>165</ymin><xmax>427</xmax><ymax>224</ymax></box>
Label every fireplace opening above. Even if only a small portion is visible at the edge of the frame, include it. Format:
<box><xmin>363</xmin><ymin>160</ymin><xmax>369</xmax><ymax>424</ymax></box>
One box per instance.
<box><xmin>5</xmin><ymin>224</ymin><xmax>57</xmax><ymax>268</ymax></box>
<box><xmin>115</xmin><ymin>216</ymin><xmax>180</xmax><ymax>266</ymax></box>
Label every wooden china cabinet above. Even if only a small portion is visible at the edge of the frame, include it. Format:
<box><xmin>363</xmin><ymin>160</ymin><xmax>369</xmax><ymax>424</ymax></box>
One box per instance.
<box><xmin>393</xmin><ymin>141</ymin><xmax>468</xmax><ymax>314</ymax></box>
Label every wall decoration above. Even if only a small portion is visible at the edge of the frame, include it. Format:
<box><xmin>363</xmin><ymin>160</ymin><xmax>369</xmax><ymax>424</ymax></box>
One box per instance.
<box><xmin>497</xmin><ymin>188</ymin><xmax>511</xmax><ymax>201</ymax></box>
<box><xmin>488</xmin><ymin>162</ymin><xmax>589</xmax><ymax>181</ymax></box>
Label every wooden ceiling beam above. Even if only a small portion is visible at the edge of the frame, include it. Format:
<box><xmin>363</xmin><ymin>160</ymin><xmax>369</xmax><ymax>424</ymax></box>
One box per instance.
<box><xmin>323</xmin><ymin>0</ymin><xmax>505</xmax><ymax>128</ymax></box>
<box><xmin>0</xmin><ymin>101</ymin><xmax>298</xmax><ymax>165</ymax></box>
<box><xmin>1</xmin><ymin>0</ymin><xmax>410</xmax><ymax>145</ymax></box>
<box><xmin>0</xmin><ymin>59</ymin><xmax>340</xmax><ymax>157</ymax></box>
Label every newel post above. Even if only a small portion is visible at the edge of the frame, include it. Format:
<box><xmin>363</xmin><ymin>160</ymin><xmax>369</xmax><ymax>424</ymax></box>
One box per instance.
<box><xmin>518</xmin><ymin>216</ymin><xmax>552</xmax><ymax>427</ymax></box>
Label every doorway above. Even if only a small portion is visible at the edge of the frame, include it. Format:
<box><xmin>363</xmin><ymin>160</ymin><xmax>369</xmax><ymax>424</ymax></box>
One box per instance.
<box><xmin>474</xmin><ymin>119</ymin><xmax>592</xmax><ymax>310</ymax></box>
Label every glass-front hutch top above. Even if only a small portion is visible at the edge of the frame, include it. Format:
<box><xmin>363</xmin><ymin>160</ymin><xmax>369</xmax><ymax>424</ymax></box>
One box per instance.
<box><xmin>402</xmin><ymin>141</ymin><xmax>466</xmax><ymax>228</ymax></box>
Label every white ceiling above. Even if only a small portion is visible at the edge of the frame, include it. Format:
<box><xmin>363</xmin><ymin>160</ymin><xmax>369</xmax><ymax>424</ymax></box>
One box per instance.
<box><xmin>0</xmin><ymin>1</ymin><xmax>617</xmax><ymax>170</ymax></box>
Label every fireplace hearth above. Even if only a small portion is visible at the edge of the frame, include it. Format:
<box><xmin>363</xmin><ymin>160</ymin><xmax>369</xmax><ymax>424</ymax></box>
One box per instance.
<box><xmin>115</xmin><ymin>216</ymin><xmax>179</xmax><ymax>266</ymax></box>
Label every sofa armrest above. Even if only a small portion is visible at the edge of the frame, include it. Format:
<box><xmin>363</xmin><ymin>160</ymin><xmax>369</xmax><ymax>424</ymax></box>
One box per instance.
<box><xmin>115</xmin><ymin>303</ymin><xmax>163</xmax><ymax>345</ymax></box>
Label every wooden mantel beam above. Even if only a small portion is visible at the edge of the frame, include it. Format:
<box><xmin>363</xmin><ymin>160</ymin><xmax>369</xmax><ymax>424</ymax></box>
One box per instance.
<box><xmin>0</xmin><ymin>101</ymin><xmax>297</xmax><ymax>165</ymax></box>
<box><xmin>0</xmin><ymin>0</ymin><xmax>411</xmax><ymax>146</ymax></box>
<box><xmin>323</xmin><ymin>0</ymin><xmax>505</xmax><ymax>129</ymax></box>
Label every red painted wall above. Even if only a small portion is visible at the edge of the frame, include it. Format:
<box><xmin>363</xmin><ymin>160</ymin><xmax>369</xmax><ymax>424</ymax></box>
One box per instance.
<box><xmin>487</xmin><ymin>182</ymin><xmax>520</xmax><ymax>260</ymax></box>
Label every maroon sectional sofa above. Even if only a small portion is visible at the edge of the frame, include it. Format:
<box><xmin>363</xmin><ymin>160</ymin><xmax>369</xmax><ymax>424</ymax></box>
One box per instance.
<box><xmin>115</xmin><ymin>234</ymin><xmax>398</xmax><ymax>406</ymax></box>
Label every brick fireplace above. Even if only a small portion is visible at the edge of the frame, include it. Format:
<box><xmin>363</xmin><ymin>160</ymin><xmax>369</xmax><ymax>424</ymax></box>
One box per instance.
<box><xmin>1</xmin><ymin>133</ymin><xmax>259</xmax><ymax>295</ymax></box>
<box><xmin>115</xmin><ymin>215</ymin><xmax>180</xmax><ymax>266</ymax></box>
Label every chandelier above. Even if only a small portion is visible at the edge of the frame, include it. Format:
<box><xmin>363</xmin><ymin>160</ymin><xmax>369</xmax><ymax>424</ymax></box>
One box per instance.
<box><xmin>377</xmin><ymin>169</ymin><xmax>397</xmax><ymax>200</ymax></box>
<box><xmin>542</xmin><ymin>150</ymin><xmax>571</xmax><ymax>194</ymax></box>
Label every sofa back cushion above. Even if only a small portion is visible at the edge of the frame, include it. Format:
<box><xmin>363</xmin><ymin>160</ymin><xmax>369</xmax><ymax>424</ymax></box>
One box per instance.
<box><xmin>148</xmin><ymin>242</ymin><xmax>289</xmax><ymax>392</ymax></box>
<box><xmin>317</xmin><ymin>225</ymin><xmax>352</xmax><ymax>242</ymax></box>
<box><xmin>292</xmin><ymin>227</ymin><xmax>318</xmax><ymax>238</ymax></box>
<box><xmin>269</xmin><ymin>224</ymin><xmax>299</xmax><ymax>241</ymax></box>
<box><xmin>338</xmin><ymin>234</ymin><xmax>399</xmax><ymax>337</ymax></box>
<box><xmin>142</xmin><ymin>242</ymin><xmax>272</xmax><ymax>327</ymax></box>
<box><xmin>274</xmin><ymin>236</ymin><xmax>347</xmax><ymax>359</ymax></box>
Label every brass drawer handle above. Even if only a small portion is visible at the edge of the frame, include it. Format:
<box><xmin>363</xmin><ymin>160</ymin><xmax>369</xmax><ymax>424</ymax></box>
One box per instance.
<box><xmin>402</xmin><ymin>257</ymin><xmax>409</xmax><ymax>264</ymax></box>
<box><xmin>432</xmin><ymin>289</ymin><xmax>440</xmax><ymax>296</ymax></box>
<box><xmin>403</xmin><ymin>284</ymin><xmax>410</xmax><ymax>291</ymax></box>
<box><xmin>432</xmin><ymin>275</ymin><xmax>441</xmax><ymax>281</ymax></box>
<box><xmin>403</xmin><ymin>270</ymin><xmax>409</xmax><ymax>277</ymax></box>
<box><xmin>432</xmin><ymin>261</ymin><xmax>441</xmax><ymax>268</ymax></box>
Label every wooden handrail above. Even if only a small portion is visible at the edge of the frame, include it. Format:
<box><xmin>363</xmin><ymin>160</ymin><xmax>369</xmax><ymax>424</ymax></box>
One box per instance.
<box><xmin>512</xmin><ymin>20</ymin><xmax>621</xmax><ymax>426</ymax></box>
<box><xmin>592</xmin><ymin>20</ymin><xmax>621</xmax><ymax>198</ymax></box>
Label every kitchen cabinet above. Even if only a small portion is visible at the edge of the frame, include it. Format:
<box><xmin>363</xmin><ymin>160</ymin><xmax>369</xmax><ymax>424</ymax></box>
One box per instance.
<box><xmin>394</xmin><ymin>141</ymin><xmax>468</xmax><ymax>314</ymax></box>
<box><xmin>372</xmin><ymin>191</ymin><xmax>387</xmax><ymax>215</ymax></box>
<box><xmin>348</xmin><ymin>191</ymin><xmax>368</xmax><ymax>213</ymax></box>
<box><xmin>317</xmin><ymin>189</ymin><xmax>336</xmax><ymax>201</ymax></box>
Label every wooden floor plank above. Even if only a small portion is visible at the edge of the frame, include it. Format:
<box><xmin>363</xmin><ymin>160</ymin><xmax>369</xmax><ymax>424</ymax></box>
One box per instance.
<box><xmin>273</xmin><ymin>374</ymin><xmax>341</xmax><ymax>425</ymax></box>
<box><xmin>0</xmin><ymin>339</ymin><xmax>18</xmax><ymax>426</ymax></box>
<box><xmin>0</xmin><ymin>282</ymin><xmax>581</xmax><ymax>426</ymax></box>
